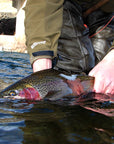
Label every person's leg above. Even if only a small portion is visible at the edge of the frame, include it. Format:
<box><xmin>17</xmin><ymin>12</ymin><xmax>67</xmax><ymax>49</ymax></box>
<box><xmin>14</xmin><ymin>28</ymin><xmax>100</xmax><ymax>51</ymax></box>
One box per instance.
<box><xmin>86</xmin><ymin>10</ymin><xmax>114</xmax><ymax>64</ymax></box>
<box><xmin>54</xmin><ymin>0</ymin><xmax>95</xmax><ymax>74</ymax></box>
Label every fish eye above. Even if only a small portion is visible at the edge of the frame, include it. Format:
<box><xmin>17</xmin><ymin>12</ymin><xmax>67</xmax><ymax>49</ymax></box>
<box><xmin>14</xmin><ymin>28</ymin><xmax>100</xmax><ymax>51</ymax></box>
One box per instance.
<box><xmin>8</xmin><ymin>90</ymin><xmax>16</xmax><ymax>96</ymax></box>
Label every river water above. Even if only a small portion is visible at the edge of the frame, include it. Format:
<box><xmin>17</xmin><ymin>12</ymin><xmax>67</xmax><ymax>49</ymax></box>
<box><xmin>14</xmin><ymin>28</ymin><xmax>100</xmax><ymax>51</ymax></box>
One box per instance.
<box><xmin>0</xmin><ymin>51</ymin><xmax>113</xmax><ymax>144</ymax></box>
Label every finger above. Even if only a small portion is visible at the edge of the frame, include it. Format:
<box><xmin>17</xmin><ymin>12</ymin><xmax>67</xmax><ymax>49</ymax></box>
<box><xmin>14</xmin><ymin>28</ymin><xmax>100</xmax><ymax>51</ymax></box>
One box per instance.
<box><xmin>93</xmin><ymin>76</ymin><xmax>105</xmax><ymax>93</ymax></box>
<box><xmin>105</xmin><ymin>83</ymin><xmax>114</xmax><ymax>95</ymax></box>
<box><xmin>88</xmin><ymin>68</ymin><xmax>97</xmax><ymax>77</ymax></box>
<box><xmin>88</xmin><ymin>71</ymin><xmax>94</xmax><ymax>77</ymax></box>
<box><xmin>110</xmin><ymin>88</ymin><xmax>114</xmax><ymax>95</ymax></box>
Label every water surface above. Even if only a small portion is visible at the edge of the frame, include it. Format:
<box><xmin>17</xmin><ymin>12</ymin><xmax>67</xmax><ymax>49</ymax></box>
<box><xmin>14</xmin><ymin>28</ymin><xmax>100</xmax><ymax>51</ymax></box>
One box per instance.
<box><xmin>0</xmin><ymin>52</ymin><xmax>113</xmax><ymax>144</ymax></box>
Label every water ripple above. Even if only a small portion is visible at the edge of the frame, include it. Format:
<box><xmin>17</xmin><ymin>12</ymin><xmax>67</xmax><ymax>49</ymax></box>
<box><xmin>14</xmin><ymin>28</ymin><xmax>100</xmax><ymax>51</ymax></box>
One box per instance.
<box><xmin>0</xmin><ymin>52</ymin><xmax>113</xmax><ymax>144</ymax></box>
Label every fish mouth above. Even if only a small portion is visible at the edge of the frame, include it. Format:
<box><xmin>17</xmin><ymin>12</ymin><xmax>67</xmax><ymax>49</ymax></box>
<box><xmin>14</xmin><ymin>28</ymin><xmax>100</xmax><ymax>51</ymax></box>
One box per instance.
<box><xmin>3</xmin><ymin>95</ymin><xmax>25</xmax><ymax>100</ymax></box>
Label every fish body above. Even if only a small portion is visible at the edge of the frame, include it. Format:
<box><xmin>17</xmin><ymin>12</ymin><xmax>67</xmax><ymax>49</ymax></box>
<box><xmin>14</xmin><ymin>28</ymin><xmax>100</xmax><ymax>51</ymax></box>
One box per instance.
<box><xmin>0</xmin><ymin>69</ymin><xmax>94</xmax><ymax>100</ymax></box>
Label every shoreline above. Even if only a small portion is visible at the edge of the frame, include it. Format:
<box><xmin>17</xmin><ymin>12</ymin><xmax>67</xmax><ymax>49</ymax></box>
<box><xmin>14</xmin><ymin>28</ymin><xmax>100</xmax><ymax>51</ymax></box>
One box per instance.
<box><xmin>0</xmin><ymin>0</ymin><xmax>26</xmax><ymax>53</ymax></box>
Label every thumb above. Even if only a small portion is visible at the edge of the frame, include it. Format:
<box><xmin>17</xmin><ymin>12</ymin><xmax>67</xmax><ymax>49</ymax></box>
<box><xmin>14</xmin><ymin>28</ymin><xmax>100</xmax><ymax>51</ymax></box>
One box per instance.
<box><xmin>88</xmin><ymin>69</ymin><xmax>95</xmax><ymax>77</ymax></box>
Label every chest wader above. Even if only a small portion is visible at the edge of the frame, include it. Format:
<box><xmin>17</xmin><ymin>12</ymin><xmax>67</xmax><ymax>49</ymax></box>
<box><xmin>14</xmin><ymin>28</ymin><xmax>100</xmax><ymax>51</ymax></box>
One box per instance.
<box><xmin>87</xmin><ymin>11</ymin><xmax>114</xmax><ymax>64</ymax></box>
<box><xmin>54</xmin><ymin>0</ymin><xmax>95</xmax><ymax>74</ymax></box>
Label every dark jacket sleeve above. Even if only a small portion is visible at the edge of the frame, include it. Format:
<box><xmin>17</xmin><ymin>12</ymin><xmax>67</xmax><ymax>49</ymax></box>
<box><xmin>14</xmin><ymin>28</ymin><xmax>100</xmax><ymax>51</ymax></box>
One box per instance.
<box><xmin>24</xmin><ymin>0</ymin><xmax>64</xmax><ymax>64</ymax></box>
<box><xmin>109</xmin><ymin>40</ymin><xmax>114</xmax><ymax>51</ymax></box>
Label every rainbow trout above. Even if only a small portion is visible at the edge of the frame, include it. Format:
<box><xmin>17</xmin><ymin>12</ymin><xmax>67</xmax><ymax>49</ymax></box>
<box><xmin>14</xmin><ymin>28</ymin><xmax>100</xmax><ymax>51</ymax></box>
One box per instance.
<box><xmin>0</xmin><ymin>69</ymin><xmax>94</xmax><ymax>100</ymax></box>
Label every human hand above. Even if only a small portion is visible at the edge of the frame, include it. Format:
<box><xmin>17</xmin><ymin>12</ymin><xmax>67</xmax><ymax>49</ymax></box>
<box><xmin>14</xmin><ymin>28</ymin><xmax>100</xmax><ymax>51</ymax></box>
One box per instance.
<box><xmin>33</xmin><ymin>58</ymin><xmax>52</xmax><ymax>72</ymax></box>
<box><xmin>89</xmin><ymin>50</ymin><xmax>114</xmax><ymax>95</ymax></box>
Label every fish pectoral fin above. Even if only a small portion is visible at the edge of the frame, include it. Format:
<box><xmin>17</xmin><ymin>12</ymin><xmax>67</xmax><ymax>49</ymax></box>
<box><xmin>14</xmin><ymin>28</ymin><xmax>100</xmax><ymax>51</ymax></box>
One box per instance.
<box><xmin>46</xmin><ymin>90</ymin><xmax>68</xmax><ymax>101</ymax></box>
<box><xmin>45</xmin><ymin>91</ymin><xmax>59</xmax><ymax>99</ymax></box>
<box><xmin>45</xmin><ymin>87</ymin><xmax>73</xmax><ymax>101</ymax></box>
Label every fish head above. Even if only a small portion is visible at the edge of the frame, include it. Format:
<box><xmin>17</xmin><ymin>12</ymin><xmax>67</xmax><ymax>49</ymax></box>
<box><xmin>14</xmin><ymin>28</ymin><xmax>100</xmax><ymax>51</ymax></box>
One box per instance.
<box><xmin>0</xmin><ymin>82</ymin><xmax>41</xmax><ymax>101</ymax></box>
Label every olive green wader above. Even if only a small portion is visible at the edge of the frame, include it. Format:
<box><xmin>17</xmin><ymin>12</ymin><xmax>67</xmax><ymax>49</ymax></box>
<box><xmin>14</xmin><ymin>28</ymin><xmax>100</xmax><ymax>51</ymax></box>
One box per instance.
<box><xmin>24</xmin><ymin>0</ymin><xmax>114</xmax><ymax>74</ymax></box>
